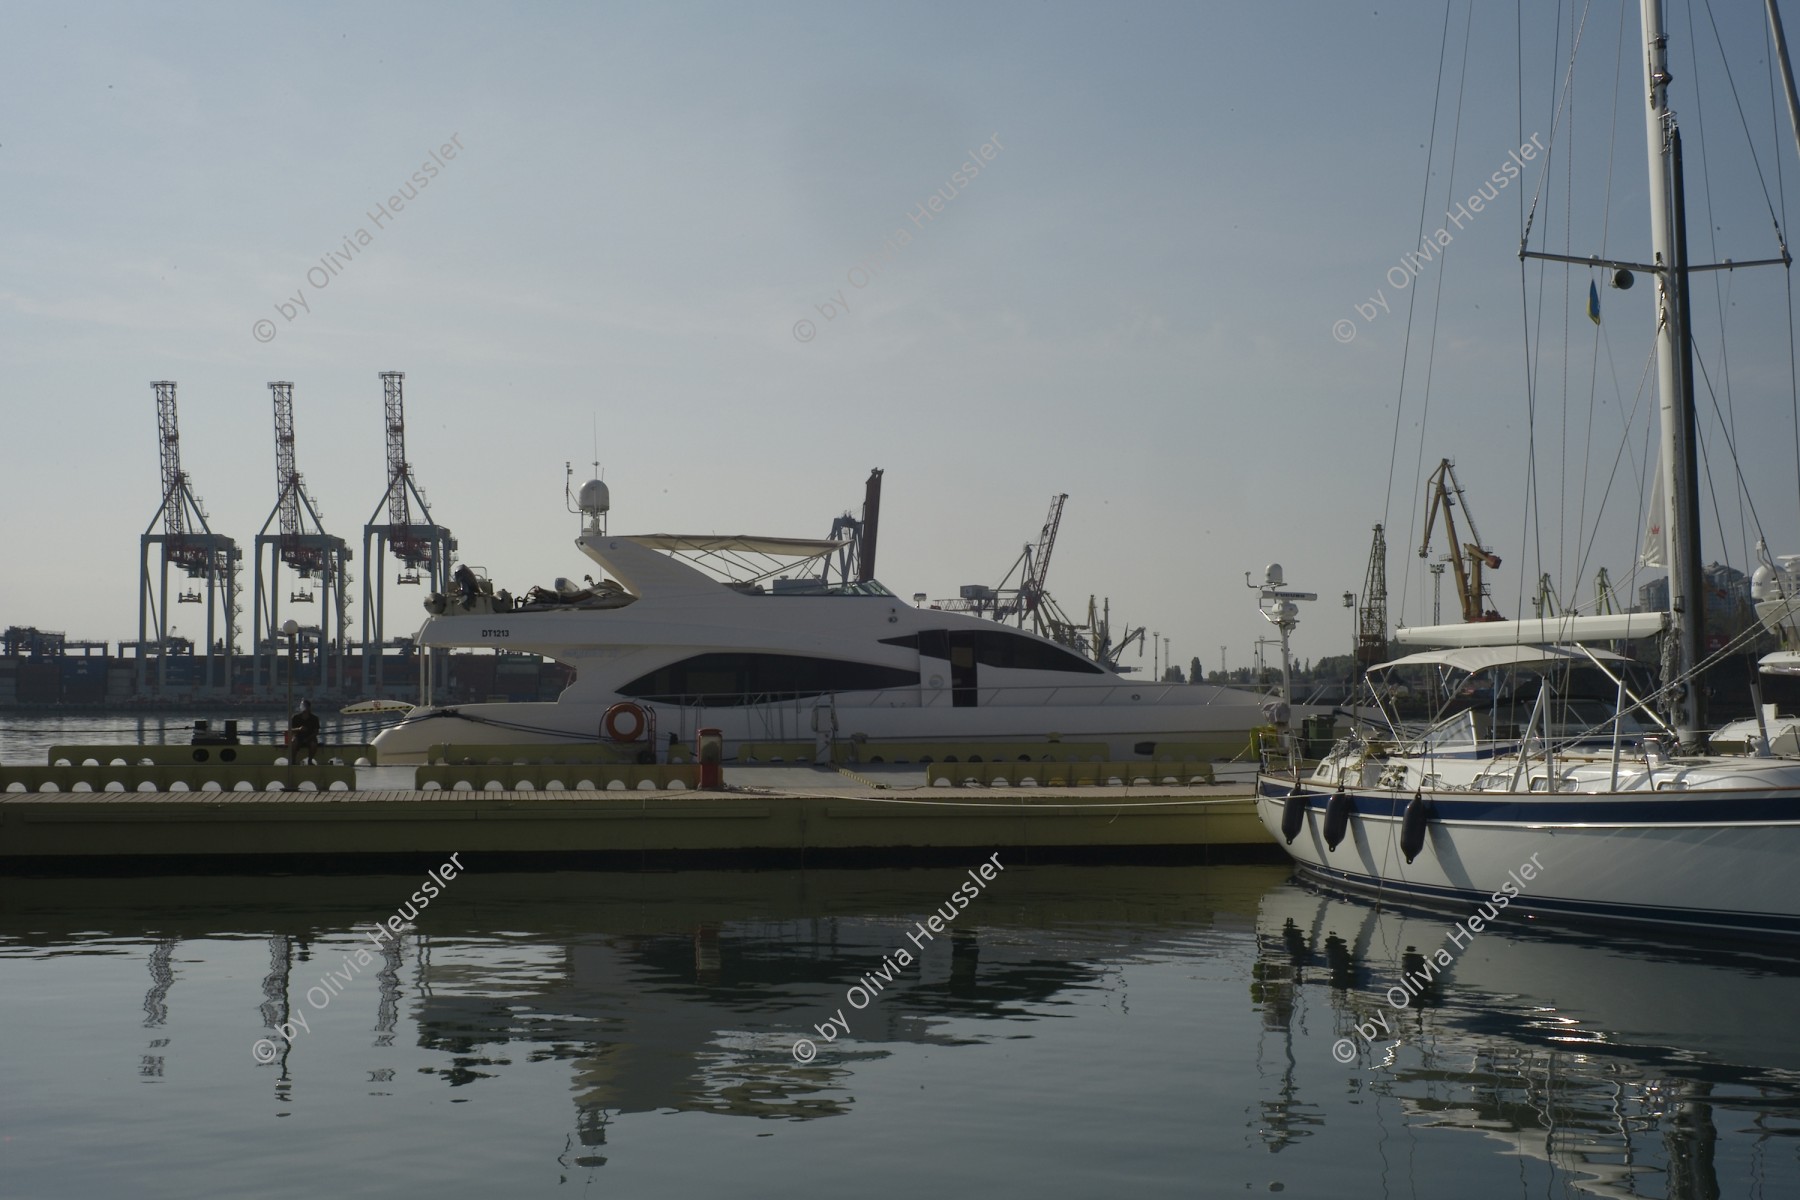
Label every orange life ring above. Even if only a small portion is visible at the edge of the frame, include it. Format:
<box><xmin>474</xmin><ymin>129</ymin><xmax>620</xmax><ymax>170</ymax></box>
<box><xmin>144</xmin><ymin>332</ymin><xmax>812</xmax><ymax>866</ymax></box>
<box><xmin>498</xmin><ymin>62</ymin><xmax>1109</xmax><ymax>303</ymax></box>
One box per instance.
<box><xmin>602</xmin><ymin>701</ymin><xmax>648</xmax><ymax>742</ymax></box>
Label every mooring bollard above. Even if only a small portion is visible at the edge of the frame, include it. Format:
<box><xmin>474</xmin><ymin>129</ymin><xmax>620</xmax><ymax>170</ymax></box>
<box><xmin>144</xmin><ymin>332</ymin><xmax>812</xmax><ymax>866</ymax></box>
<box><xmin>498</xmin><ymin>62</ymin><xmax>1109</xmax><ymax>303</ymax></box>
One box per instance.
<box><xmin>696</xmin><ymin>728</ymin><xmax>724</xmax><ymax>789</ymax></box>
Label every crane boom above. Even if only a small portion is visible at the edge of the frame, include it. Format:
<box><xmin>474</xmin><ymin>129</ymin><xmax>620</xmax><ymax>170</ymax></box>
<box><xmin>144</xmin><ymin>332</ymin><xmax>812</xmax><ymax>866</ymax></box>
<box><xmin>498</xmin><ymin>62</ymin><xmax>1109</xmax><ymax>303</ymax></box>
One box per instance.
<box><xmin>1031</xmin><ymin>494</ymin><xmax>1067</xmax><ymax>593</ymax></box>
<box><xmin>382</xmin><ymin>371</ymin><xmax>411</xmax><ymax>529</ymax></box>
<box><xmin>154</xmin><ymin>381</ymin><xmax>187</xmax><ymax>542</ymax></box>
<box><xmin>271</xmin><ymin>382</ymin><xmax>301</xmax><ymax>540</ymax></box>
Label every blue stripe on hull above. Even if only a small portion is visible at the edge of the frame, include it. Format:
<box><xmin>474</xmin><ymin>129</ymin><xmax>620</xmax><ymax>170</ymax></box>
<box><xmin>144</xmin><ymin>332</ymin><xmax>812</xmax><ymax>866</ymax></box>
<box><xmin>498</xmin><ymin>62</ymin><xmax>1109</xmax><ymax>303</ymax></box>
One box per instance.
<box><xmin>1256</xmin><ymin>777</ymin><xmax>1800</xmax><ymax>826</ymax></box>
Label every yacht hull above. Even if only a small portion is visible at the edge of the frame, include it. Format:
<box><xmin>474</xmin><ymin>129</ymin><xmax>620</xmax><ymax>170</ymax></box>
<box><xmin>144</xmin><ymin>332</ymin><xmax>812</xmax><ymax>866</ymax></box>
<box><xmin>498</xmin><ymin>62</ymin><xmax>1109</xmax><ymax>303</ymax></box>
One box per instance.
<box><xmin>377</xmin><ymin>694</ymin><xmax>1283</xmax><ymax>764</ymax></box>
<box><xmin>1254</xmin><ymin>775</ymin><xmax>1800</xmax><ymax>937</ymax></box>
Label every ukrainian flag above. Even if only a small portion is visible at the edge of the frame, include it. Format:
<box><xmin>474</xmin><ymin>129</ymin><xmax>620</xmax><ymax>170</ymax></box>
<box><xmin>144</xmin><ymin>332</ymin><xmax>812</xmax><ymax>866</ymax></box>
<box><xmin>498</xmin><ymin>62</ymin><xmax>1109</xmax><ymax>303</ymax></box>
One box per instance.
<box><xmin>1588</xmin><ymin>280</ymin><xmax>1601</xmax><ymax>325</ymax></box>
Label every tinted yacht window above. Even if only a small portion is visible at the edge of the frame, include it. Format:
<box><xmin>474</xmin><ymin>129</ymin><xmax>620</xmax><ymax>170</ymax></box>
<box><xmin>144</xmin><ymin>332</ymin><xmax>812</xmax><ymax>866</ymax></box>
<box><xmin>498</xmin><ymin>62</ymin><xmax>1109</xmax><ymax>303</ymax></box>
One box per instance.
<box><xmin>882</xmin><ymin>629</ymin><xmax>1103</xmax><ymax>674</ymax></box>
<box><xmin>620</xmin><ymin>652</ymin><xmax>918</xmax><ymax>704</ymax></box>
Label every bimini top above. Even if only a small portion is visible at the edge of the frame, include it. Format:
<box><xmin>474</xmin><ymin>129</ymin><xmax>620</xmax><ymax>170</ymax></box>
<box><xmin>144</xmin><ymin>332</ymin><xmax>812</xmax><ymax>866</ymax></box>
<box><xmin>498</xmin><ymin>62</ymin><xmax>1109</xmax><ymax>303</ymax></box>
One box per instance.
<box><xmin>626</xmin><ymin>534</ymin><xmax>848</xmax><ymax>556</ymax></box>
<box><xmin>1372</xmin><ymin>644</ymin><xmax>1631</xmax><ymax>676</ymax></box>
<box><xmin>577</xmin><ymin>531</ymin><xmax>858</xmax><ymax>600</ymax></box>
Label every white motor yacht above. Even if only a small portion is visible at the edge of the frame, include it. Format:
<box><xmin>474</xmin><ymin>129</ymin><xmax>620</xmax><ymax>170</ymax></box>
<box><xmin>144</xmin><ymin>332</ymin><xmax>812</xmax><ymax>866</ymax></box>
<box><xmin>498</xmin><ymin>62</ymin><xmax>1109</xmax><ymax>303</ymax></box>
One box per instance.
<box><xmin>372</xmin><ymin>486</ymin><xmax>1283</xmax><ymax>764</ymax></box>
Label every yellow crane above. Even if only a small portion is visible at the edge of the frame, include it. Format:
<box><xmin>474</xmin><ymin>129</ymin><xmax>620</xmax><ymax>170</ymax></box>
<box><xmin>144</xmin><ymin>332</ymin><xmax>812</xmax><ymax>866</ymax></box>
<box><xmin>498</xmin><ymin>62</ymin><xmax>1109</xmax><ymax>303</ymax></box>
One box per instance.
<box><xmin>1420</xmin><ymin>459</ymin><xmax>1503</xmax><ymax>622</ymax></box>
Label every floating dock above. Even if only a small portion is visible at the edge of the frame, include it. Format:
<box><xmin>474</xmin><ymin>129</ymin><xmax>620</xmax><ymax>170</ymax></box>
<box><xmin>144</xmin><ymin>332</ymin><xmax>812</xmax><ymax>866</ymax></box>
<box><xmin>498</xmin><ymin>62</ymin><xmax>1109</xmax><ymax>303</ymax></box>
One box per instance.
<box><xmin>0</xmin><ymin>770</ymin><xmax>1272</xmax><ymax>873</ymax></box>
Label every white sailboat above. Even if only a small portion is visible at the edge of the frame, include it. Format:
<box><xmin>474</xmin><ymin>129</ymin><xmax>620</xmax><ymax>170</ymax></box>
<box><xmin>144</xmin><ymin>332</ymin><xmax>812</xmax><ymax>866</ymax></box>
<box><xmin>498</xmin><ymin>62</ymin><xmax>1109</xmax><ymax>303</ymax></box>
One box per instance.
<box><xmin>1256</xmin><ymin>0</ymin><xmax>1800</xmax><ymax>938</ymax></box>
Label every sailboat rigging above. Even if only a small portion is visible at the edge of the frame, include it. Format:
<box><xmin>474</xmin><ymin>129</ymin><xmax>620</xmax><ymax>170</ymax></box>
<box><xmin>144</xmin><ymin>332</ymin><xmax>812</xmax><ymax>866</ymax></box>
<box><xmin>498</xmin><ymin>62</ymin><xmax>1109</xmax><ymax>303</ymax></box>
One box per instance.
<box><xmin>1256</xmin><ymin>0</ymin><xmax>1800</xmax><ymax>939</ymax></box>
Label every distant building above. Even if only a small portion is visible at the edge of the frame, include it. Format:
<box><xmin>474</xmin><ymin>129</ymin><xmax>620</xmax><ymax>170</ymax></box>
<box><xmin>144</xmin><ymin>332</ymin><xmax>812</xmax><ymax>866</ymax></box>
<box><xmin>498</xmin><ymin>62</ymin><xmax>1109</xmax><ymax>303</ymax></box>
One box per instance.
<box><xmin>1638</xmin><ymin>563</ymin><xmax>1750</xmax><ymax>613</ymax></box>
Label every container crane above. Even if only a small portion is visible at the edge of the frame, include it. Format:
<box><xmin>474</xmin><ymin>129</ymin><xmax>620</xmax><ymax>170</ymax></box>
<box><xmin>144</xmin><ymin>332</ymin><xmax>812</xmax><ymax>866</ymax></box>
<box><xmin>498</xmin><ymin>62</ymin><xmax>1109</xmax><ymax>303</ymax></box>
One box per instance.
<box><xmin>136</xmin><ymin>381</ymin><xmax>241</xmax><ymax>697</ymax></box>
<box><xmin>1420</xmin><ymin>459</ymin><xmax>1503</xmax><ymax>622</ymax></box>
<box><xmin>253</xmin><ymin>382</ymin><xmax>353</xmax><ymax>697</ymax></box>
<box><xmin>362</xmin><ymin>371</ymin><xmax>455</xmax><ymax>698</ymax></box>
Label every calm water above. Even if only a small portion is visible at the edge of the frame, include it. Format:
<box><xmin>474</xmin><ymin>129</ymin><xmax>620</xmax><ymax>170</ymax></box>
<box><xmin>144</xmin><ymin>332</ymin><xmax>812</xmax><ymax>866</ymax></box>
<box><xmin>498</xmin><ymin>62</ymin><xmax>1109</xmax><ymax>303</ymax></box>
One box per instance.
<box><xmin>1</xmin><ymin>859</ymin><xmax>1797</xmax><ymax>1199</ymax></box>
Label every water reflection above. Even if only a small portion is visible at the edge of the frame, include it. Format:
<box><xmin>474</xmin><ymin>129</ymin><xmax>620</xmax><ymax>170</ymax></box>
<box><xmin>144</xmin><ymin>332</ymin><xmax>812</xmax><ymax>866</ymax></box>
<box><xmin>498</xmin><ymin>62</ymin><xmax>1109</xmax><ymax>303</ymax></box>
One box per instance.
<box><xmin>4</xmin><ymin>864</ymin><xmax>1798</xmax><ymax>1197</ymax></box>
<box><xmin>0</xmin><ymin>867</ymin><xmax>1271</xmax><ymax>1139</ymax></box>
<box><xmin>1254</xmin><ymin>879</ymin><xmax>1800</xmax><ymax>1197</ymax></box>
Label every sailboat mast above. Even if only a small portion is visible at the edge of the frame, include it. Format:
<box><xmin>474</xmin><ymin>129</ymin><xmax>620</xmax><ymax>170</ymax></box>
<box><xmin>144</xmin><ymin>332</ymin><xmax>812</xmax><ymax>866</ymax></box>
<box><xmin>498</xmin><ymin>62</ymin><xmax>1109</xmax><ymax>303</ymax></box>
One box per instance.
<box><xmin>1766</xmin><ymin>0</ymin><xmax>1800</xmax><ymax>170</ymax></box>
<box><xmin>1640</xmin><ymin>0</ymin><xmax>1704</xmax><ymax>745</ymax></box>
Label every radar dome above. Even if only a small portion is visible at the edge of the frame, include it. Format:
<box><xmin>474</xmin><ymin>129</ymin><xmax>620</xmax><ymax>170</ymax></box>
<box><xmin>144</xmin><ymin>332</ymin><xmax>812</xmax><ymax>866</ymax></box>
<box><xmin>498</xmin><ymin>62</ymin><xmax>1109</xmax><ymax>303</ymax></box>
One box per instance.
<box><xmin>578</xmin><ymin>479</ymin><xmax>610</xmax><ymax>515</ymax></box>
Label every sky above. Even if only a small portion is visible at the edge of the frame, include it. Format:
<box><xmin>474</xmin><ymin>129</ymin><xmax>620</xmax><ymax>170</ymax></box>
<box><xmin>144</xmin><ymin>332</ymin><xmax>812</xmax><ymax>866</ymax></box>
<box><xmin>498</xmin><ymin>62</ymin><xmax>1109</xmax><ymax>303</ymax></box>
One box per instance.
<box><xmin>5</xmin><ymin>0</ymin><xmax>1800</xmax><ymax>677</ymax></box>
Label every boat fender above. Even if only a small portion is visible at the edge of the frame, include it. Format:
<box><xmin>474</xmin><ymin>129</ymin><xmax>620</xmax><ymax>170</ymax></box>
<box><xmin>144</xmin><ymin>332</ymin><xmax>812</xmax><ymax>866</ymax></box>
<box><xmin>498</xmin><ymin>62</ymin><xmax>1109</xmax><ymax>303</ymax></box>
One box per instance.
<box><xmin>1280</xmin><ymin>794</ymin><xmax>1307</xmax><ymax>844</ymax></box>
<box><xmin>602</xmin><ymin>701</ymin><xmax>649</xmax><ymax>743</ymax></box>
<box><xmin>1323</xmin><ymin>791</ymin><xmax>1354</xmax><ymax>851</ymax></box>
<box><xmin>1400</xmin><ymin>794</ymin><xmax>1433</xmax><ymax>863</ymax></box>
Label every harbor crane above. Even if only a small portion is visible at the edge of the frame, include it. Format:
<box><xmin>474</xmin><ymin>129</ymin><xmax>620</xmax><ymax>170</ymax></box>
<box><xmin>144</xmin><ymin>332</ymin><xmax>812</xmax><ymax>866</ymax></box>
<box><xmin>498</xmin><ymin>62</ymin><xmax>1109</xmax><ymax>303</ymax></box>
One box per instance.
<box><xmin>934</xmin><ymin>493</ymin><xmax>1139</xmax><ymax>665</ymax></box>
<box><xmin>1594</xmin><ymin>568</ymin><xmax>1619</xmax><ymax>615</ymax></box>
<box><xmin>253</xmin><ymin>382</ymin><xmax>352</xmax><ymax>697</ymax></box>
<box><xmin>1355</xmin><ymin>523</ymin><xmax>1388</xmax><ymax>671</ymax></box>
<box><xmin>939</xmin><ymin>494</ymin><xmax>1069</xmax><ymax>627</ymax></box>
<box><xmin>822</xmin><ymin>469</ymin><xmax>884</xmax><ymax>587</ymax></box>
<box><xmin>362</xmin><ymin>371</ymin><xmax>455</xmax><ymax>697</ymax></box>
<box><xmin>1420</xmin><ymin>458</ymin><xmax>1503</xmax><ymax>622</ymax></box>
<box><xmin>1083</xmin><ymin>595</ymin><xmax>1146</xmax><ymax>671</ymax></box>
<box><xmin>1533</xmin><ymin>573</ymin><xmax>1562</xmax><ymax>618</ymax></box>
<box><xmin>137</xmin><ymin>381</ymin><xmax>241</xmax><ymax>697</ymax></box>
<box><xmin>1016</xmin><ymin>493</ymin><xmax>1066</xmax><ymax>620</ymax></box>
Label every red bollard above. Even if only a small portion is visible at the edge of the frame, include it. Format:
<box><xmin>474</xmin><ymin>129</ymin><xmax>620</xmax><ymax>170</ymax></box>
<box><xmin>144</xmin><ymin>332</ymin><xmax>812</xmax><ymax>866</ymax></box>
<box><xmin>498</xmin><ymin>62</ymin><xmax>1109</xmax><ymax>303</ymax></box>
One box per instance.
<box><xmin>696</xmin><ymin>728</ymin><xmax>724</xmax><ymax>789</ymax></box>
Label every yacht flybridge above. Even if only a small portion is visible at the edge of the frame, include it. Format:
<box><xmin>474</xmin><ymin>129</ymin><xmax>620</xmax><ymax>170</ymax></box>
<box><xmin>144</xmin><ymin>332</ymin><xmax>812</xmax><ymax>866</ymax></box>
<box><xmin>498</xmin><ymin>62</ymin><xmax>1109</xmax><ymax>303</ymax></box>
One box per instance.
<box><xmin>370</xmin><ymin>484</ymin><xmax>1280</xmax><ymax>764</ymax></box>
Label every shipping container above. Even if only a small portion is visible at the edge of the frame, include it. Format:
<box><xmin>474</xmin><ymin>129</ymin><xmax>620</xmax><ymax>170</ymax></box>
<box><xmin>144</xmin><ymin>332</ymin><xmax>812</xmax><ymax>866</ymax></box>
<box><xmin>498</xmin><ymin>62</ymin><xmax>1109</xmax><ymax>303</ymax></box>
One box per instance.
<box><xmin>17</xmin><ymin>662</ymin><xmax>59</xmax><ymax>703</ymax></box>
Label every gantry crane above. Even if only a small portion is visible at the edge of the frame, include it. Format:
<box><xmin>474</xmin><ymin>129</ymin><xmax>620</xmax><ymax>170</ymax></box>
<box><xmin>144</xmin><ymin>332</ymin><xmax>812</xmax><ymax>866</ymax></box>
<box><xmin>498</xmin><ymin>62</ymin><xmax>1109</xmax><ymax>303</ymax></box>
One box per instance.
<box><xmin>253</xmin><ymin>382</ymin><xmax>352</xmax><ymax>697</ymax></box>
<box><xmin>362</xmin><ymin>372</ymin><xmax>455</xmax><ymax>697</ymax></box>
<box><xmin>137</xmin><ymin>381</ymin><xmax>241</xmax><ymax>696</ymax></box>
<box><xmin>1420</xmin><ymin>459</ymin><xmax>1503</xmax><ymax>622</ymax></box>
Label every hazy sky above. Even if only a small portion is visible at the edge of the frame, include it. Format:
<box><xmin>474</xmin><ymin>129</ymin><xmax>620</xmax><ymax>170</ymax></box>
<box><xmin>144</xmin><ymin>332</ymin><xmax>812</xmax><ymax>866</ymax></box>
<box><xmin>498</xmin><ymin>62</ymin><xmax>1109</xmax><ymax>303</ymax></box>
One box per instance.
<box><xmin>5</xmin><ymin>1</ymin><xmax>1800</xmax><ymax>675</ymax></box>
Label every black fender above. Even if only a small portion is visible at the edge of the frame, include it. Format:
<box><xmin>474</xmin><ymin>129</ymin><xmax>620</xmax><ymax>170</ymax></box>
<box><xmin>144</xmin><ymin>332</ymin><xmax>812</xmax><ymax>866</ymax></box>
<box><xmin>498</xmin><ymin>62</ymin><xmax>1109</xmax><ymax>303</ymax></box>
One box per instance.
<box><xmin>1280</xmin><ymin>794</ymin><xmax>1308</xmax><ymax>844</ymax></box>
<box><xmin>1400</xmin><ymin>794</ymin><xmax>1434</xmax><ymax>863</ymax></box>
<box><xmin>1323</xmin><ymin>791</ymin><xmax>1354</xmax><ymax>851</ymax></box>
